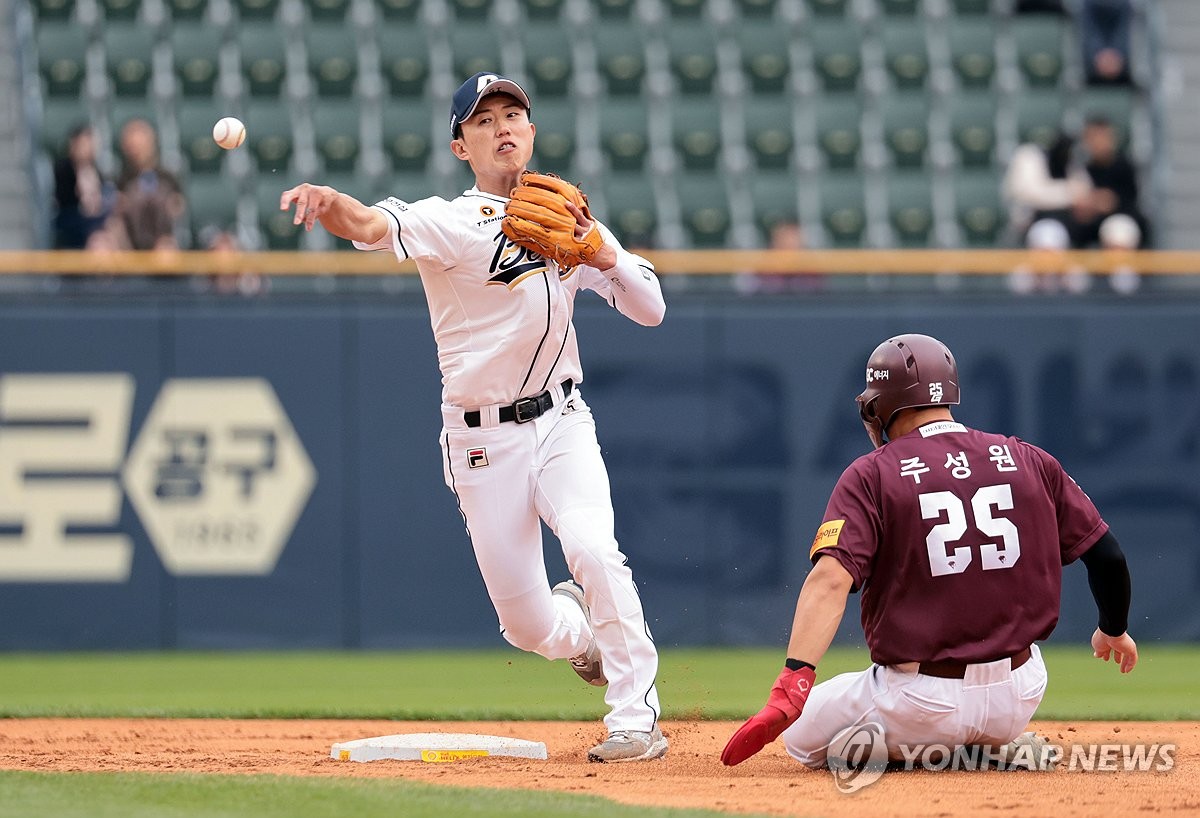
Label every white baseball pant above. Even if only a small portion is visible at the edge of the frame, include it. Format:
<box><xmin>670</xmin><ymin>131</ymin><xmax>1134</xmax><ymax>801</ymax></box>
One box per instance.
<box><xmin>440</xmin><ymin>384</ymin><xmax>661</xmax><ymax>734</ymax></box>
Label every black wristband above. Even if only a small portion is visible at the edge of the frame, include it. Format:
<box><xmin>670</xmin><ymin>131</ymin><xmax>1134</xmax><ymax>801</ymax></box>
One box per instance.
<box><xmin>785</xmin><ymin>658</ymin><xmax>816</xmax><ymax>672</ymax></box>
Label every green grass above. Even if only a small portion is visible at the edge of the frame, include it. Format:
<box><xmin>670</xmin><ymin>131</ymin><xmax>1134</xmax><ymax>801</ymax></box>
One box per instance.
<box><xmin>0</xmin><ymin>771</ymin><xmax>773</xmax><ymax>818</ymax></box>
<box><xmin>0</xmin><ymin>645</ymin><xmax>1194</xmax><ymax>720</ymax></box>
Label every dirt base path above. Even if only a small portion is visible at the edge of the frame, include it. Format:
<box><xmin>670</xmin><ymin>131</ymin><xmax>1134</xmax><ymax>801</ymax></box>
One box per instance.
<box><xmin>0</xmin><ymin>719</ymin><xmax>1194</xmax><ymax>817</ymax></box>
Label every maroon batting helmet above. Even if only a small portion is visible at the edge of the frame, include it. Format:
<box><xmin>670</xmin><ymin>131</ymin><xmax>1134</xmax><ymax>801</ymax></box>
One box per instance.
<box><xmin>856</xmin><ymin>334</ymin><xmax>960</xmax><ymax>448</ymax></box>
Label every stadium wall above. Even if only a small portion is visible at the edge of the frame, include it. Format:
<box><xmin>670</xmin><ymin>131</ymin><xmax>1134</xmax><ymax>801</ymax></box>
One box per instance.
<box><xmin>0</xmin><ymin>294</ymin><xmax>1196</xmax><ymax>649</ymax></box>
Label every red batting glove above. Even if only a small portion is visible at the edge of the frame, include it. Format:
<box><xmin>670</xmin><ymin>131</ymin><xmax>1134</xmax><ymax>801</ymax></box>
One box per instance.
<box><xmin>721</xmin><ymin>665</ymin><xmax>816</xmax><ymax>766</ymax></box>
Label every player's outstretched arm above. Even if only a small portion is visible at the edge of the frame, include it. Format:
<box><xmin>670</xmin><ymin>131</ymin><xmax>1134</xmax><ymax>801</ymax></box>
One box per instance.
<box><xmin>1078</xmin><ymin>530</ymin><xmax>1135</xmax><ymax>673</ymax></box>
<box><xmin>280</xmin><ymin>183</ymin><xmax>388</xmax><ymax>244</ymax></box>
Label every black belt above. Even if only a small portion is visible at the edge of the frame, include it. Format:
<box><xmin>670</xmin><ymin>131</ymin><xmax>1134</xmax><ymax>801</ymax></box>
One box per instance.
<box><xmin>464</xmin><ymin>380</ymin><xmax>573</xmax><ymax>428</ymax></box>
<box><xmin>917</xmin><ymin>647</ymin><xmax>1032</xmax><ymax>680</ymax></box>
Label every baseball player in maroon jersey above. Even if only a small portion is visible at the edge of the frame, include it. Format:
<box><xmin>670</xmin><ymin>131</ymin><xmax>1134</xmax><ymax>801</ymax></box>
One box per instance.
<box><xmin>722</xmin><ymin>333</ymin><xmax>1137</xmax><ymax>768</ymax></box>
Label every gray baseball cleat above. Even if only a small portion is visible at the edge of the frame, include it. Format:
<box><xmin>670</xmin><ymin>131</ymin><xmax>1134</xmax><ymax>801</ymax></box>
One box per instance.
<box><xmin>588</xmin><ymin>726</ymin><xmax>669</xmax><ymax>763</ymax></box>
<box><xmin>996</xmin><ymin>732</ymin><xmax>1060</xmax><ymax>770</ymax></box>
<box><xmin>552</xmin><ymin>580</ymin><xmax>607</xmax><ymax>687</ymax></box>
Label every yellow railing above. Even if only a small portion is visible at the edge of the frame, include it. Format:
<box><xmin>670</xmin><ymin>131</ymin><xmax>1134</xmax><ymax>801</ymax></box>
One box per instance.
<box><xmin>0</xmin><ymin>249</ymin><xmax>1197</xmax><ymax>276</ymax></box>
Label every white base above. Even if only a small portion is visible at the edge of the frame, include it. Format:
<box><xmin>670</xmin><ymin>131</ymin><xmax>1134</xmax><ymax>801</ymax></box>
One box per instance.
<box><xmin>331</xmin><ymin>733</ymin><xmax>548</xmax><ymax>763</ymax></box>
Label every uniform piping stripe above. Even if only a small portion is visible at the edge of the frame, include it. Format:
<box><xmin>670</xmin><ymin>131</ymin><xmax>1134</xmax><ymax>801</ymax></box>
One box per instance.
<box><xmin>540</xmin><ymin>315</ymin><xmax>573</xmax><ymax>392</ymax></box>
<box><xmin>516</xmin><ymin>269</ymin><xmax>552</xmax><ymax>397</ymax></box>
<box><xmin>374</xmin><ymin>205</ymin><xmax>408</xmax><ymax>259</ymax></box>
<box><xmin>442</xmin><ymin>430</ymin><xmax>471</xmax><ymax>538</ymax></box>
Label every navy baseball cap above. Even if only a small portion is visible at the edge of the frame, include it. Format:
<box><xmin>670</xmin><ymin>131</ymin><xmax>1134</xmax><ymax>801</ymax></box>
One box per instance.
<box><xmin>449</xmin><ymin>71</ymin><xmax>531</xmax><ymax>137</ymax></box>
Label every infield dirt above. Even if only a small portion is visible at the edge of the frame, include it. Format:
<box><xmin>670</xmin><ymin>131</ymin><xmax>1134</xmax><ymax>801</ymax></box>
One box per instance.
<box><xmin>0</xmin><ymin>719</ymin><xmax>1194</xmax><ymax>817</ymax></box>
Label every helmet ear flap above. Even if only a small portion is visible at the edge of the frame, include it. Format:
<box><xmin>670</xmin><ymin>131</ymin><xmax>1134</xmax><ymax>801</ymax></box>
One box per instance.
<box><xmin>857</xmin><ymin>394</ymin><xmax>886</xmax><ymax>449</ymax></box>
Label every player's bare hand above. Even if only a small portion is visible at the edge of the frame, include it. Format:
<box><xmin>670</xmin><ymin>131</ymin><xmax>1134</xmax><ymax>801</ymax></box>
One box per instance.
<box><xmin>281</xmin><ymin>183</ymin><xmax>340</xmax><ymax>232</ymax></box>
<box><xmin>565</xmin><ymin>200</ymin><xmax>617</xmax><ymax>268</ymax></box>
<box><xmin>1091</xmin><ymin>628</ymin><xmax>1138</xmax><ymax>673</ymax></box>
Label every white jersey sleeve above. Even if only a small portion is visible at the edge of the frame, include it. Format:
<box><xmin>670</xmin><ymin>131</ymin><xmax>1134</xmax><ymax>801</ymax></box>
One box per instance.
<box><xmin>574</xmin><ymin>223</ymin><xmax>665</xmax><ymax>326</ymax></box>
<box><xmin>351</xmin><ymin>196</ymin><xmax>457</xmax><ymax>263</ymax></box>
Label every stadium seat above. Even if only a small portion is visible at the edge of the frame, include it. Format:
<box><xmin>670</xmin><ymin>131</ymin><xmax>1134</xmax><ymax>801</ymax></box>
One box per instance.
<box><xmin>670</xmin><ymin>99</ymin><xmax>723</xmax><ymax>171</ymax></box>
<box><xmin>312</xmin><ymin>100</ymin><xmax>362</xmax><ymax>173</ymax></box>
<box><xmin>518</xmin><ymin>0</ymin><xmax>562</xmax><ymax>20</ymax></box>
<box><xmin>244</xmin><ymin>98</ymin><xmax>294</xmax><ymax>172</ymax></box>
<box><xmin>948</xmin><ymin>18</ymin><xmax>996</xmax><ymax>89</ymax></box>
<box><xmin>1011</xmin><ymin>17</ymin><xmax>1065</xmax><ymax>88</ymax></box>
<box><xmin>449</xmin><ymin>0</ymin><xmax>490</xmax><ymax>21</ymax></box>
<box><xmin>377</xmin><ymin>25</ymin><xmax>430</xmax><ymax>97</ymax></box>
<box><xmin>36</xmin><ymin>22</ymin><xmax>88</xmax><ymax>97</ymax></box>
<box><xmin>1079</xmin><ymin>88</ymin><xmax>1135</xmax><ymax>147</ymax></box>
<box><xmin>528</xmin><ymin>99</ymin><xmax>576</xmax><ymax>175</ymax></box>
<box><xmin>1014</xmin><ymin>89</ymin><xmax>1066</xmax><ymax>148</ymax></box>
<box><xmin>232</xmin><ymin>0</ymin><xmax>280</xmax><ymax>21</ymax></box>
<box><xmin>737</xmin><ymin>21</ymin><xmax>791</xmax><ymax>96</ymax></box>
<box><xmin>103</xmin><ymin>23</ymin><xmax>155</xmax><ymax>98</ymax></box>
<box><xmin>886</xmin><ymin>172</ymin><xmax>934</xmax><ymax>247</ymax></box>
<box><xmin>39</xmin><ymin>97</ymin><xmax>90</xmax><ymax>154</ymax></box>
<box><xmin>950</xmin><ymin>0</ymin><xmax>991</xmax><ymax>12</ymax></box>
<box><xmin>100</xmin><ymin>0</ymin><xmax>141</xmax><ymax>22</ymax></box>
<box><xmin>662</xmin><ymin>21</ymin><xmax>719</xmax><ymax>96</ymax></box>
<box><xmin>237</xmin><ymin>22</ymin><xmax>288</xmax><ymax>97</ymax></box>
<box><xmin>675</xmin><ymin>173</ymin><xmax>731</xmax><ymax>248</ymax></box>
<box><xmin>808</xmin><ymin>20</ymin><xmax>862</xmax><ymax>92</ymax></box>
<box><xmin>176</xmin><ymin>99</ymin><xmax>230</xmax><ymax>173</ymax></box>
<box><xmin>374</xmin><ymin>0</ymin><xmax>420</xmax><ymax>21</ymax></box>
<box><xmin>164</xmin><ymin>0</ymin><xmax>207</xmax><ymax>21</ymax></box>
<box><xmin>449</xmin><ymin>24</ymin><xmax>503</xmax><ymax>83</ymax></box>
<box><xmin>814</xmin><ymin>94</ymin><xmax>863</xmax><ymax>169</ymax></box>
<box><xmin>303</xmin><ymin>0</ymin><xmax>350</xmax><ymax>21</ymax></box>
<box><xmin>598</xmin><ymin>96</ymin><xmax>649</xmax><ymax>172</ymax></box>
<box><xmin>749</xmin><ymin>171</ymin><xmax>801</xmax><ymax>238</ymax></box>
<box><xmin>819</xmin><ymin>173</ymin><xmax>866</xmax><ymax>246</ymax></box>
<box><xmin>599</xmin><ymin>172</ymin><xmax>657</xmax><ymax>248</ymax></box>
<box><xmin>594</xmin><ymin>0</ymin><xmax>634</xmax><ymax>18</ymax></box>
<box><xmin>948</xmin><ymin>95</ymin><xmax>996</xmax><ymax>167</ymax></box>
<box><xmin>171</xmin><ymin>23</ymin><xmax>222</xmax><ymax>97</ymax></box>
<box><xmin>882</xmin><ymin>93</ymin><xmax>930</xmax><ymax>168</ymax></box>
<box><xmin>879</xmin><ymin>0</ymin><xmax>920</xmax><ymax>15</ymax></box>
<box><xmin>743</xmin><ymin>96</ymin><xmax>794</xmax><ymax>170</ymax></box>
<box><xmin>881</xmin><ymin>21</ymin><xmax>930</xmax><ymax>91</ymax></box>
<box><xmin>31</xmin><ymin>0</ymin><xmax>76</xmax><ymax>21</ymax></box>
<box><xmin>306</xmin><ymin>26</ymin><xmax>359</xmax><ymax>97</ymax></box>
<box><xmin>379</xmin><ymin>106</ymin><xmax>432</xmax><ymax>172</ymax></box>
<box><xmin>593</xmin><ymin>25</ymin><xmax>647</xmax><ymax>96</ymax></box>
<box><xmin>734</xmin><ymin>0</ymin><xmax>776</xmax><ymax>17</ymax></box>
<box><xmin>255</xmin><ymin>181</ymin><xmax>301</xmax><ymax>248</ymax></box>
<box><xmin>523</xmin><ymin>23</ymin><xmax>572</xmax><ymax>97</ymax></box>
<box><xmin>954</xmin><ymin>171</ymin><xmax>1004</xmax><ymax>246</ymax></box>
<box><xmin>187</xmin><ymin>172</ymin><xmax>240</xmax><ymax>236</ymax></box>
<box><xmin>805</xmin><ymin>0</ymin><xmax>848</xmax><ymax>16</ymax></box>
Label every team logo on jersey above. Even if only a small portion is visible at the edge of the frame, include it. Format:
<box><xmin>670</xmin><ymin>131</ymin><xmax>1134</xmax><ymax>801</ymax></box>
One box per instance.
<box><xmin>467</xmin><ymin>447</ymin><xmax>489</xmax><ymax>469</ymax></box>
<box><xmin>809</xmin><ymin>519</ymin><xmax>845</xmax><ymax>558</ymax></box>
<box><xmin>487</xmin><ymin>232</ymin><xmax>549</xmax><ymax>288</ymax></box>
<box><xmin>929</xmin><ymin>381</ymin><xmax>944</xmax><ymax>402</ymax></box>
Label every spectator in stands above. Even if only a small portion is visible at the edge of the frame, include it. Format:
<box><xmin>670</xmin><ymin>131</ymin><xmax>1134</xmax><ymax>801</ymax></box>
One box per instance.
<box><xmin>1082</xmin><ymin>0</ymin><xmax>1134</xmax><ymax>86</ymax></box>
<box><xmin>52</xmin><ymin>123</ymin><xmax>115</xmax><ymax>249</ymax></box>
<box><xmin>736</xmin><ymin>220</ymin><xmax>822</xmax><ymax>295</ymax></box>
<box><xmin>1003</xmin><ymin>131</ymin><xmax>1092</xmax><ymax>248</ymax></box>
<box><xmin>115</xmin><ymin>118</ymin><xmax>187</xmax><ymax>250</ymax></box>
<box><xmin>1077</xmin><ymin>114</ymin><xmax>1146</xmax><ymax>248</ymax></box>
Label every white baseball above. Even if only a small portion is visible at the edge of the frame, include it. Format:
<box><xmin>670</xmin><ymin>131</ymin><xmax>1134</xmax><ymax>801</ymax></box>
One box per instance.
<box><xmin>212</xmin><ymin>116</ymin><xmax>246</xmax><ymax>150</ymax></box>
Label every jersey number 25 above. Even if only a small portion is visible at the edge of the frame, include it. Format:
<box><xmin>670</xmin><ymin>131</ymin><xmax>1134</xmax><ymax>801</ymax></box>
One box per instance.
<box><xmin>919</xmin><ymin>484</ymin><xmax>1020</xmax><ymax>577</ymax></box>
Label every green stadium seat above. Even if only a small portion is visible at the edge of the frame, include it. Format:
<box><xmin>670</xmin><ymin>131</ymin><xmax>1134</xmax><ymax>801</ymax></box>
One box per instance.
<box><xmin>244</xmin><ymin>98</ymin><xmax>294</xmax><ymax>172</ymax></box>
<box><xmin>671</xmin><ymin>99</ymin><xmax>723</xmax><ymax>171</ymax></box>
<box><xmin>518</xmin><ymin>0</ymin><xmax>563</xmax><ymax>20</ymax></box>
<box><xmin>165</xmin><ymin>0</ymin><xmax>207</xmax><ymax>21</ymax></box>
<box><xmin>104</xmin><ymin>24</ymin><xmax>155</xmax><ymax>98</ymax></box>
<box><xmin>450</xmin><ymin>24</ymin><xmax>502</xmax><ymax>83</ymax></box>
<box><xmin>805</xmin><ymin>0</ymin><xmax>848</xmax><ymax>16</ymax></box>
<box><xmin>749</xmin><ymin>171</ymin><xmax>800</xmax><ymax>238</ymax></box>
<box><xmin>879</xmin><ymin>0</ymin><xmax>920</xmax><ymax>15</ymax></box>
<box><xmin>171</xmin><ymin>23</ymin><xmax>222</xmax><ymax>97</ymax></box>
<box><xmin>31</xmin><ymin>0</ymin><xmax>76</xmax><ymax>21</ymax></box>
<box><xmin>948</xmin><ymin>18</ymin><xmax>996</xmax><ymax>89</ymax></box>
<box><xmin>1011</xmin><ymin>17</ymin><xmax>1065</xmax><ymax>88</ymax></box>
<box><xmin>595</xmin><ymin>0</ymin><xmax>634</xmax><ymax>17</ymax></box>
<box><xmin>449</xmin><ymin>0</ymin><xmax>490</xmax><ymax>20</ymax></box>
<box><xmin>735</xmin><ymin>0</ymin><xmax>776</xmax><ymax>17</ymax></box>
<box><xmin>303</xmin><ymin>0</ymin><xmax>350</xmax><ymax>21</ymax></box>
<box><xmin>593</xmin><ymin>26</ymin><xmax>646</xmax><ymax>96</ymax></box>
<box><xmin>665</xmin><ymin>0</ymin><xmax>704</xmax><ymax>17</ymax></box>
<box><xmin>39</xmin><ymin>97</ymin><xmax>90</xmax><ymax>154</ymax></box>
<box><xmin>177</xmin><ymin>99</ymin><xmax>230</xmax><ymax>173</ymax></box>
<box><xmin>36</xmin><ymin>22</ymin><xmax>88</xmax><ymax>97</ymax></box>
<box><xmin>882</xmin><ymin>21</ymin><xmax>930</xmax><ymax>91</ymax></box>
<box><xmin>237</xmin><ymin>22</ymin><xmax>287</xmax><ymax>97</ymax></box>
<box><xmin>882</xmin><ymin>93</ymin><xmax>930</xmax><ymax>168</ymax></box>
<box><xmin>374</xmin><ymin>0</ymin><xmax>420</xmax><ymax>21</ymax></box>
<box><xmin>100</xmin><ymin>0</ymin><xmax>141</xmax><ymax>22</ymax></box>
<box><xmin>523</xmin><ymin>23</ymin><xmax>572</xmax><ymax>97</ymax></box>
<box><xmin>255</xmin><ymin>181</ymin><xmax>301</xmax><ymax>248</ymax></box>
<box><xmin>886</xmin><ymin>172</ymin><xmax>934</xmax><ymax>247</ymax></box>
<box><xmin>808</xmin><ymin>20</ymin><xmax>862</xmax><ymax>92</ymax></box>
<box><xmin>743</xmin><ymin>96</ymin><xmax>794</xmax><ymax>170</ymax></box>
<box><xmin>187</xmin><ymin>172</ymin><xmax>240</xmax><ymax>236</ymax></box>
<box><xmin>819</xmin><ymin>173</ymin><xmax>866</xmax><ymax>246</ymax></box>
<box><xmin>1079</xmin><ymin>88</ymin><xmax>1135</xmax><ymax>146</ymax></box>
<box><xmin>663</xmin><ymin>22</ymin><xmax>719</xmax><ymax>95</ymax></box>
<box><xmin>737</xmin><ymin>21</ymin><xmax>791</xmax><ymax>95</ymax></box>
<box><xmin>373</xmin><ymin>171</ymin><xmax>440</xmax><ymax>204</ymax></box>
<box><xmin>600</xmin><ymin>172</ymin><xmax>657</xmax><ymax>248</ymax></box>
<box><xmin>312</xmin><ymin>101</ymin><xmax>362</xmax><ymax>173</ymax></box>
<box><xmin>232</xmin><ymin>0</ymin><xmax>279</xmax><ymax>20</ymax></box>
<box><xmin>306</xmin><ymin>26</ymin><xmax>359</xmax><ymax>97</ymax></box>
<box><xmin>954</xmin><ymin>170</ymin><xmax>1004</xmax><ymax>246</ymax></box>
<box><xmin>598</xmin><ymin>97</ymin><xmax>649</xmax><ymax>172</ymax></box>
<box><xmin>377</xmin><ymin>25</ymin><xmax>430</xmax><ymax>97</ymax></box>
<box><xmin>951</xmin><ymin>0</ymin><xmax>991</xmax><ymax>13</ymax></box>
<box><xmin>948</xmin><ymin>95</ymin><xmax>996</xmax><ymax>167</ymax></box>
<box><xmin>676</xmin><ymin>173</ymin><xmax>731</xmax><ymax>248</ymax></box>
<box><xmin>1014</xmin><ymin>89</ymin><xmax>1066</xmax><ymax>148</ymax></box>
<box><xmin>529</xmin><ymin>99</ymin><xmax>576</xmax><ymax>176</ymax></box>
<box><xmin>814</xmin><ymin>94</ymin><xmax>862</xmax><ymax>169</ymax></box>
<box><xmin>380</xmin><ymin>106</ymin><xmax>432</xmax><ymax>172</ymax></box>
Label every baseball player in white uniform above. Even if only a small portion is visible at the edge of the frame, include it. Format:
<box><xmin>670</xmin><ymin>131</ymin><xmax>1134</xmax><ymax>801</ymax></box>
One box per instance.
<box><xmin>280</xmin><ymin>72</ymin><xmax>667</xmax><ymax>762</ymax></box>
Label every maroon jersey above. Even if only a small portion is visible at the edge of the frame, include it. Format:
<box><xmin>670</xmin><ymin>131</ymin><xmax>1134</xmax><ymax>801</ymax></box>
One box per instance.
<box><xmin>810</xmin><ymin>420</ymin><xmax>1107</xmax><ymax>666</ymax></box>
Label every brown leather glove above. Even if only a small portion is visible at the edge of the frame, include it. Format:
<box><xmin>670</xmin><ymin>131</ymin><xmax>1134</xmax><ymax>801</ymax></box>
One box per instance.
<box><xmin>502</xmin><ymin>171</ymin><xmax>604</xmax><ymax>268</ymax></box>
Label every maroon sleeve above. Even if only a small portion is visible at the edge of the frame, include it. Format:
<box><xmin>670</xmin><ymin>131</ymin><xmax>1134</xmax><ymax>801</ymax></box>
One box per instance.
<box><xmin>808</xmin><ymin>457</ymin><xmax>882</xmax><ymax>592</ymax></box>
<box><xmin>1027</xmin><ymin>443</ymin><xmax>1109</xmax><ymax>565</ymax></box>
